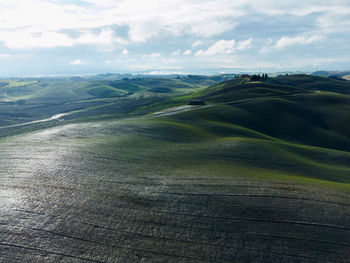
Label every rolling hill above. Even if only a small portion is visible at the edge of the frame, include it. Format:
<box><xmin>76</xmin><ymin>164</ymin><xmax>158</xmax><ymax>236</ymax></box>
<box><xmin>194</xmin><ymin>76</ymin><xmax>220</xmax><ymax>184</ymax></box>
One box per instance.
<box><xmin>312</xmin><ymin>70</ymin><xmax>350</xmax><ymax>80</ymax></box>
<box><xmin>1</xmin><ymin>74</ymin><xmax>350</xmax><ymax>262</ymax></box>
<box><xmin>0</xmin><ymin>74</ymin><xmax>234</xmax><ymax>133</ymax></box>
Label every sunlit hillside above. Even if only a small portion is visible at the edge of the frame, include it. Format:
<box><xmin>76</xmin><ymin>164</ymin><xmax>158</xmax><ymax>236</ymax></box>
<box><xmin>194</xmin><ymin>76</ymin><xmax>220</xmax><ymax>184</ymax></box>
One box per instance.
<box><xmin>1</xmin><ymin>74</ymin><xmax>350</xmax><ymax>262</ymax></box>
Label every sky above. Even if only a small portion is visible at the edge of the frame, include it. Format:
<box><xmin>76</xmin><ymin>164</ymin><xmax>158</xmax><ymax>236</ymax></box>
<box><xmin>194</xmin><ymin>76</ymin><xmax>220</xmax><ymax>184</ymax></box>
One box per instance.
<box><xmin>0</xmin><ymin>0</ymin><xmax>349</xmax><ymax>76</ymax></box>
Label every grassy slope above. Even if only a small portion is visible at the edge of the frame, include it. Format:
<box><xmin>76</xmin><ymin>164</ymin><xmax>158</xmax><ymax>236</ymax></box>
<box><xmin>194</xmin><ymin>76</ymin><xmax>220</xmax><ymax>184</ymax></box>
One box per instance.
<box><xmin>125</xmin><ymin>75</ymin><xmax>350</xmax><ymax>184</ymax></box>
<box><xmin>0</xmin><ymin>75</ymin><xmax>236</xmax><ymax>105</ymax></box>
<box><xmin>179</xmin><ymin>74</ymin><xmax>350</xmax><ymax>103</ymax></box>
<box><xmin>2</xmin><ymin>74</ymin><xmax>350</xmax><ymax>262</ymax></box>
<box><xmin>0</xmin><ymin>76</ymin><xmax>217</xmax><ymax>131</ymax></box>
<box><xmin>135</xmin><ymin>97</ymin><xmax>350</xmax><ymax>183</ymax></box>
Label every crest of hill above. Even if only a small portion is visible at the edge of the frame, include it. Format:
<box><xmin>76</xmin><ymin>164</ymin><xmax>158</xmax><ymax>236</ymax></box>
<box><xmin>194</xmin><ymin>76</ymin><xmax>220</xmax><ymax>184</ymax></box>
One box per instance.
<box><xmin>148</xmin><ymin>74</ymin><xmax>350</xmax><ymax>155</ymax></box>
<box><xmin>187</xmin><ymin>74</ymin><xmax>350</xmax><ymax>103</ymax></box>
<box><xmin>312</xmin><ymin>70</ymin><xmax>350</xmax><ymax>79</ymax></box>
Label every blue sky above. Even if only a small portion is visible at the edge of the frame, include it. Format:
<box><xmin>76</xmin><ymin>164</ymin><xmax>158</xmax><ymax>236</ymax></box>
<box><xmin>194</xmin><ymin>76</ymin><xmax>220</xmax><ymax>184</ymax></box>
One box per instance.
<box><xmin>0</xmin><ymin>0</ymin><xmax>349</xmax><ymax>76</ymax></box>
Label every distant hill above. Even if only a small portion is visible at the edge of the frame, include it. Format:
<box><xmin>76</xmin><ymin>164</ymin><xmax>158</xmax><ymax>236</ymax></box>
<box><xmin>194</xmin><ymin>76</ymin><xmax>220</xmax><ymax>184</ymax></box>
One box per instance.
<box><xmin>311</xmin><ymin>70</ymin><xmax>333</xmax><ymax>77</ymax></box>
<box><xmin>0</xmin><ymin>74</ymin><xmax>236</xmax><ymax>104</ymax></box>
<box><xmin>0</xmin><ymin>74</ymin><xmax>236</xmax><ymax>131</ymax></box>
<box><xmin>312</xmin><ymin>70</ymin><xmax>350</xmax><ymax>80</ymax></box>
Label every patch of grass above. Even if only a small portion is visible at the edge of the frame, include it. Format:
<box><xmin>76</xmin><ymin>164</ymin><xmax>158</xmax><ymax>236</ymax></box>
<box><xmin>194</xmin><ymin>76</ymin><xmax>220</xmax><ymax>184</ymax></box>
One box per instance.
<box><xmin>86</xmin><ymin>85</ymin><xmax>128</xmax><ymax>97</ymax></box>
<box><xmin>6</xmin><ymin>80</ymin><xmax>38</xmax><ymax>88</ymax></box>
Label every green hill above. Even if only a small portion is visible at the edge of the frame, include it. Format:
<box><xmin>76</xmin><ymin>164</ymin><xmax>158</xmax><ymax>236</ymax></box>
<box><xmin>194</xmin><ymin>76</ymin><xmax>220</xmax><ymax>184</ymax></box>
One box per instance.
<box><xmin>1</xmin><ymin>74</ymin><xmax>350</xmax><ymax>262</ymax></box>
<box><xmin>189</xmin><ymin>79</ymin><xmax>306</xmax><ymax>102</ymax></box>
<box><xmin>182</xmin><ymin>74</ymin><xmax>350</xmax><ymax>104</ymax></box>
<box><xmin>130</xmin><ymin>74</ymin><xmax>350</xmax><ymax>184</ymax></box>
<box><xmin>0</xmin><ymin>75</ymin><xmax>232</xmax><ymax>131</ymax></box>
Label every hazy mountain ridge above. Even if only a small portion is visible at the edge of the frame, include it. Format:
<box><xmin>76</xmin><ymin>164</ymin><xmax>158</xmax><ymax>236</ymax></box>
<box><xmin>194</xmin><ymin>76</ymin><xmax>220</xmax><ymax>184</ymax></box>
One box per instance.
<box><xmin>312</xmin><ymin>70</ymin><xmax>350</xmax><ymax>80</ymax></box>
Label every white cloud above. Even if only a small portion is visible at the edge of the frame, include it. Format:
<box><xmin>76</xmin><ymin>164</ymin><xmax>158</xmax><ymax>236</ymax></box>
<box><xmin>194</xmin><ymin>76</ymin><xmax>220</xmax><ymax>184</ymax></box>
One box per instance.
<box><xmin>158</xmin><ymin>65</ymin><xmax>182</xmax><ymax>70</ymax></box>
<box><xmin>259</xmin><ymin>46</ymin><xmax>270</xmax><ymax>54</ymax></box>
<box><xmin>183</xmin><ymin>50</ymin><xmax>192</xmax><ymax>55</ymax></box>
<box><xmin>0</xmin><ymin>0</ymin><xmax>349</xmax><ymax>75</ymax></box>
<box><xmin>0</xmin><ymin>54</ymin><xmax>12</xmax><ymax>58</ymax></box>
<box><xmin>0</xmin><ymin>28</ymin><xmax>126</xmax><ymax>49</ymax></box>
<box><xmin>0</xmin><ymin>0</ymin><xmax>247</xmax><ymax>48</ymax></box>
<box><xmin>192</xmin><ymin>40</ymin><xmax>204</xmax><ymax>48</ymax></box>
<box><xmin>80</xmin><ymin>0</ymin><xmax>117</xmax><ymax>6</ymax></box>
<box><xmin>75</xmin><ymin>28</ymin><xmax>125</xmax><ymax>45</ymax></box>
<box><xmin>0</xmin><ymin>1</ymin><xmax>96</xmax><ymax>31</ymax></box>
<box><xmin>0</xmin><ymin>30</ymin><xmax>74</xmax><ymax>49</ymax></box>
<box><xmin>147</xmin><ymin>71</ymin><xmax>184</xmax><ymax>75</ymax></box>
<box><xmin>237</xmin><ymin>38</ymin><xmax>253</xmax><ymax>51</ymax></box>
<box><xmin>142</xmin><ymin>53</ymin><xmax>161</xmax><ymax>58</ymax></box>
<box><xmin>121</xmin><ymin>48</ymin><xmax>129</xmax><ymax>55</ymax></box>
<box><xmin>258</xmin><ymin>38</ymin><xmax>274</xmax><ymax>53</ymax></box>
<box><xmin>172</xmin><ymin>50</ymin><xmax>181</xmax><ymax>56</ymax></box>
<box><xmin>275</xmin><ymin>35</ymin><xmax>324</xmax><ymax>48</ymax></box>
<box><xmin>191</xmin><ymin>20</ymin><xmax>238</xmax><ymax>38</ymax></box>
<box><xmin>69</xmin><ymin>59</ymin><xmax>87</xmax><ymax>65</ymax></box>
<box><xmin>148</xmin><ymin>53</ymin><xmax>161</xmax><ymax>58</ymax></box>
<box><xmin>105</xmin><ymin>60</ymin><xmax>112</xmax><ymax>64</ymax></box>
<box><xmin>0</xmin><ymin>0</ymin><xmax>347</xmax><ymax>50</ymax></box>
<box><xmin>127</xmin><ymin>22</ymin><xmax>160</xmax><ymax>42</ymax></box>
<box><xmin>195</xmin><ymin>40</ymin><xmax>236</xmax><ymax>56</ymax></box>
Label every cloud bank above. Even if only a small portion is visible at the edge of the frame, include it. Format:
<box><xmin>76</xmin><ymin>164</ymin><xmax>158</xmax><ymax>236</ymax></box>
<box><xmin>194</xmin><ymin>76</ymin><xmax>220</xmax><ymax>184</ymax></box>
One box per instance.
<box><xmin>0</xmin><ymin>0</ymin><xmax>348</xmax><ymax>75</ymax></box>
